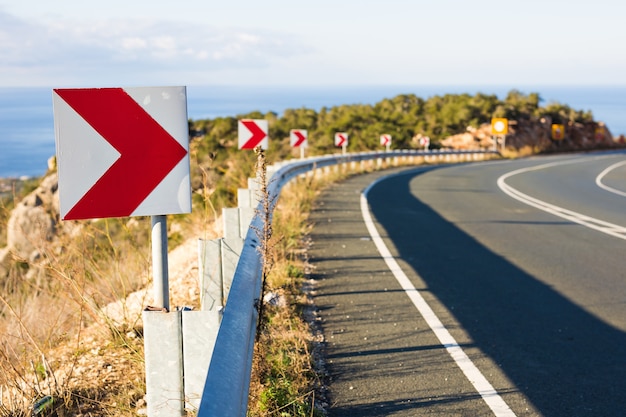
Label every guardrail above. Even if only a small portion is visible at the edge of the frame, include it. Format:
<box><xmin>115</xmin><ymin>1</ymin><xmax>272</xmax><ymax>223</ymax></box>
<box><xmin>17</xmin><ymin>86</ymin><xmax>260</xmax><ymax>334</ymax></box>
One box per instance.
<box><xmin>194</xmin><ymin>149</ymin><xmax>497</xmax><ymax>416</ymax></box>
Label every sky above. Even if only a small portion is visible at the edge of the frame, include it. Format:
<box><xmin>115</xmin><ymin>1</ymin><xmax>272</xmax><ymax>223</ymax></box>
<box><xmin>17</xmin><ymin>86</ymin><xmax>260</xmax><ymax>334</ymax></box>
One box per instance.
<box><xmin>1</xmin><ymin>0</ymin><xmax>625</xmax><ymax>88</ymax></box>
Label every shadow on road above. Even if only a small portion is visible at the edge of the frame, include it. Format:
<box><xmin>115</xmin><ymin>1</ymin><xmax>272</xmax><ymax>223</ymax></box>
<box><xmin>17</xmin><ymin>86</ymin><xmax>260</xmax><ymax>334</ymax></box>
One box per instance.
<box><xmin>368</xmin><ymin>171</ymin><xmax>626</xmax><ymax>417</ymax></box>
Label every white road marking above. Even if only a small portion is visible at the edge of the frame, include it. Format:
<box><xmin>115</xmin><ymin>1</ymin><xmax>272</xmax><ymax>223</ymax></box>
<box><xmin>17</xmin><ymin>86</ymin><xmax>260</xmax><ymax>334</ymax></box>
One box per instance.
<box><xmin>497</xmin><ymin>159</ymin><xmax>626</xmax><ymax>240</ymax></box>
<box><xmin>361</xmin><ymin>175</ymin><xmax>517</xmax><ymax>417</ymax></box>
<box><xmin>596</xmin><ymin>160</ymin><xmax>626</xmax><ymax>198</ymax></box>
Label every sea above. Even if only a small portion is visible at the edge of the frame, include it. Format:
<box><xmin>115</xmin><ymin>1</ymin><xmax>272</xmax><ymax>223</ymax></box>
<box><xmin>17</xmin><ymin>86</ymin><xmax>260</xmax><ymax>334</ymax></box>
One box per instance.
<box><xmin>1</xmin><ymin>85</ymin><xmax>625</xmax><ymax>178</ymax></box>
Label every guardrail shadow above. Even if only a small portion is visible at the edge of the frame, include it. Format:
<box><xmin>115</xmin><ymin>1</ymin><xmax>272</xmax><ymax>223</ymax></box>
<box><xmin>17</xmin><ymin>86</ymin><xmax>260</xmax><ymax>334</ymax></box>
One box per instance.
<box><xmin>367</xmin><ymin>170</ymin><xmax>626</xmax><ymax>417</ymax></box>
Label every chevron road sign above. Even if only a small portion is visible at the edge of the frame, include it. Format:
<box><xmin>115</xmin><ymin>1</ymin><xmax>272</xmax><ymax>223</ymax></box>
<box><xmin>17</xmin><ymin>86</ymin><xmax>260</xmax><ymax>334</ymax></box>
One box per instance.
<box><xmin>239</xmin><ymin>119</ymin><xmax>269</xmax><ymax>150</ymax></box>
<box><xmin>335</xmin><ymin>132</ymin><xmax>348</xmax><ymax>148</ymax></box>
<box><xmin>53</xmin><ymin>86</ymin><xmax>191</xmax><ymax>221</ymax></box>
<box><xmin>290</xmin><ymin>129</ymin><xmax>308</xmax><ymax>147</ymax></box>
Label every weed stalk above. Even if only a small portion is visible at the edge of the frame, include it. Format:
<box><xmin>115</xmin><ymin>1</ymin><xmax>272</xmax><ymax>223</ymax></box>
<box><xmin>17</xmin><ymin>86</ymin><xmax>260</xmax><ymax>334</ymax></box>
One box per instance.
<box><xmin>253</xmin><ymin>147</ymin><xmax>276</xmax><ymax>337</ymax></box>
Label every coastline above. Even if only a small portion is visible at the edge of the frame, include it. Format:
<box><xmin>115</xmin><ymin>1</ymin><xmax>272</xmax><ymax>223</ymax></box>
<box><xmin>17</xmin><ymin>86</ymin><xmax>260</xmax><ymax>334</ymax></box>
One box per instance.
<box><xmin>3</xmin><ymin>85</ymin><xmax>626</xmax><ymax>178</ymax></box>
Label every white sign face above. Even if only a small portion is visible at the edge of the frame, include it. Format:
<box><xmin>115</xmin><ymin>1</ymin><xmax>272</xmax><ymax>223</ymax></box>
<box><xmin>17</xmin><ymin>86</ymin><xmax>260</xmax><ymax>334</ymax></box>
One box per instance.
<box><xmin>53</xmin><ymin>86</ymin><xmax>191</xmax><ymax>220</ymax></box>
<box><xmin>238</xmin><ymin>119</ymin><xmax>269</xmax><ymax>150</ymax></box>
<box><xmin>290</xmin><ymin>129</ymin><xmax>308</xmax><ymax>148</ymax></box>
<box><xmin>380</xmin><ymin>134</ymin><xmax>392</xmax><ymax>146</ymax></box>
<box><xmin>335</xmin><ymin>132</ymin><xmax>348</xmax><ymax>147</ymax></box>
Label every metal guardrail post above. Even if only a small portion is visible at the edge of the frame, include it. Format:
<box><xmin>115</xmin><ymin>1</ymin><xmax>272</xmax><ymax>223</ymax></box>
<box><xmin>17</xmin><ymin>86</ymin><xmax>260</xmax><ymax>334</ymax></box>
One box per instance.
<box><xmin>182</xmin><ymin>310</ymin><xmax>221</xmax><ymax>412</ymax></box>
<box><xmin>198</xmin><ymin>238</ymin><xmax>223</xmax><ymax>311</ymax></box>
<box><xmin>143</xmin><ymin>310</ymin><xmax>184</xmax><ymax>417</ymax></box>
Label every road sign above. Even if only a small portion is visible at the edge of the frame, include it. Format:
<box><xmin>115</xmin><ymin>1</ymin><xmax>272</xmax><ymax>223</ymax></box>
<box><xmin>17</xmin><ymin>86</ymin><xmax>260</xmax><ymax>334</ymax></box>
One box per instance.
<box><xmin>595</xmin><ymin>126</ymin><xmax>606</xmax><ymax>141</ymax></box>
<box><xmin>552</xmin><ymin>124</ymin><xmax>565</xmax><ymax>140</ymax></box>
<box><xmin>53</xmin><ymin>86</ymin><xmax>191</xmax><ymax>221</ymax></box>
<box><xmin>419</xmin><ymin>136</ymin><xmax>430</xmax><ymax>149</ymax></box>
<box><xmin>239</xmin><ymin>119</ymin><xmax>268</xmax><ymax>149</ymax></box>
<box><xmin>290</xmin><ymin>129</ymin><xmax>308</xmax><ymax>147</ymax></box>
<box><xmin>491</xmin><ymin>118</ymin><xmax>508</xmax><ymax>135</ymax></box>
<box><xmin>335</xmin><ymin>132</ymin><xmax>348</xmax><ymax>148</ymax></box>
<box><xmin>380</xmin><ymin>134</ymin><xmax>392</xmax><ymax>147</ymax></box>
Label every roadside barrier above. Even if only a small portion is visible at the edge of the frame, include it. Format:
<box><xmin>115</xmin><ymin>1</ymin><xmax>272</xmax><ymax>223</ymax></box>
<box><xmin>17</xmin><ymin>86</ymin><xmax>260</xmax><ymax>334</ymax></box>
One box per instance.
<box><xmin>144</xmin><ymin>149</ymin><xmax>497</xmax><ymax>417</ymax></box>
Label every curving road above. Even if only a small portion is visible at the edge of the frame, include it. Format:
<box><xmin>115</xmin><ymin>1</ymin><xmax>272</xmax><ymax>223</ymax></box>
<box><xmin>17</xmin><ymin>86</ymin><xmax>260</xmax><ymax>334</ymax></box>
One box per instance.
<box><xmin>310</xmin><ymin>151</ymin><xmax>626</xmax><ymax>416</ymax></box>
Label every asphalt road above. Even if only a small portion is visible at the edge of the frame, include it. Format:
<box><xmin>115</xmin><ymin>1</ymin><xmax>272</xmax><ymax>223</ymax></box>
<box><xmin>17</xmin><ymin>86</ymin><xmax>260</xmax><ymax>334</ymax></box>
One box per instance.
<box><xmin>309</xmin><ymin>151</ymin><xmax>626</xmax><ymax>417</ymax></box>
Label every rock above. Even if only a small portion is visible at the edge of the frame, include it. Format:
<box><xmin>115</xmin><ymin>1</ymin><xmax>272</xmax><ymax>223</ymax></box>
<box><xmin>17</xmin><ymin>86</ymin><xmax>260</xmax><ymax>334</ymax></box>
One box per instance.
<box><xmin>47</xmin><ymin>156</ymin><xmax>57</xmax><ymax>172</ymax></box>
<box><xmin>263</xmin><ymin>291</ymin><xmax>286</xmax><ymax>307</ymax></box>
<box><xmin>6</xmin><ymin>203</ymin><xmax>55</xmax><ymax>260</ymax></box>
<box><xmin>7</xmin><ymin>174</ymin><xmax>59</xmax><ymax>261</ymax></box>
<box><xmin>1</xmin><ymin>173</ymin><xmax>60</xmax><ymax>273</ymax></box>
<box><xmin>440</xmin><ymin>124</ymin><xmax>495</xmax><ymax>150</ymax></box>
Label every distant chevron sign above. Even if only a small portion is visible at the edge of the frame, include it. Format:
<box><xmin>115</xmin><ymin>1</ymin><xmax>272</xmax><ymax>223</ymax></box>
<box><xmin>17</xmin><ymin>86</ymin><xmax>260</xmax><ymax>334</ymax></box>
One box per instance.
<box><xmin>335</xmin><ymin>132</ymin><xmax>348</xmax><ymax>147</ymax></box>
<box><xmin>239</xmin><ymin>119</ymin><xmax>268</xmax><ymax>149</ymax></box>
<box><xmin>290</xmin><ymin>129</ymin><xmax>308</xmax><ymax>147</ymax></box>
<box><xmin>53</xmin><ymin>86</ymin><xmax>191</xmax><ymax>220</ymax></box>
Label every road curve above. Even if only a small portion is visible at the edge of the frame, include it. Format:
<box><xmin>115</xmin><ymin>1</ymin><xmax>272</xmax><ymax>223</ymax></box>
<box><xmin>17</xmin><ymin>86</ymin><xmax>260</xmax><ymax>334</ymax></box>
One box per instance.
<box><xmin>310</xmin><ymin>151</ymin><xmax>626</xmax><ymax>417</ymax></box>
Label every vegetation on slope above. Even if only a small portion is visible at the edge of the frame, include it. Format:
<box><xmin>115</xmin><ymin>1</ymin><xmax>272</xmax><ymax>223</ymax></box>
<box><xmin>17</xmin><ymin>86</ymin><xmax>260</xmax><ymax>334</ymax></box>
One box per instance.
<box><xmin>191</xmin><ymin>89</ymin><xmax>595</xmax><ymax>159</ymax></box>
<box><xmin>0</xmin><ymin>89</ymin><xmax>610</xmax><ymax>416</ymax></box>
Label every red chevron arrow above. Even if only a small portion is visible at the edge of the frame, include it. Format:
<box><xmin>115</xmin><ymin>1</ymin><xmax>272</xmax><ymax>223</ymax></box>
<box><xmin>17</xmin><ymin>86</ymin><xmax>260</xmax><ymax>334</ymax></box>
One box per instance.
<box><xmin>335</xmin><ymin>133</ymin><xmax>347</xmax><ymax>147</ymax></box>
<box><xmin>54</xmin><ymin>88</ymin><xmax>188</xmax><ymax>220</ymax></box>
<box><xmin>240</xmin><ymin>120</ymin><xmax>268</xmax><ymax>149</ymax></box>
<box><xmin>292</xmin><ymin>130</ymin><xmax>307</xmax><ymax>147</ymax></box>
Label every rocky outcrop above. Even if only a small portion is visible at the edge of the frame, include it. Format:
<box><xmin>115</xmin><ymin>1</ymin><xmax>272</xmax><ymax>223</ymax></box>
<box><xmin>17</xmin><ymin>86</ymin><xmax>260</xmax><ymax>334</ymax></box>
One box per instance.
<box><xmin>6</xmin><ymin>174</ymin><xmax>58</xmax><ymax>260</ymax></box>
<box><xmin>440</xmin><ymin>125</ymin><xmax>495</xmax><ymax>150</ymax></box>
<box><xmin>0</xmin><ymin>172</ymin><xmax>67</xmax><ymax>281</ymax></box>
<box><xmin>441</xmin><ymin>119</ymin><xmax>616</xmax><ymax>152</ymax></box>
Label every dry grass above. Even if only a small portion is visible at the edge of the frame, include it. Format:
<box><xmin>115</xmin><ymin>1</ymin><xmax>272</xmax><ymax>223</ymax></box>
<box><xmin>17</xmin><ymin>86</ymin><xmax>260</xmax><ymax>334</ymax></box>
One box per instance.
<box><xmin>247</xmin><ymin>167</ymin><xmax>354</xmax><ymax>417</ymax></box>
<box><xmin>500</xmin><ymin>145</ymin><xmax>541</xmax><ymax>159</ymax></box>
<box><xmin>247</xmin><ymin>201</ymin><xmax>319</xmax><ymax>414</ymax></box>
<box><xmin>0</xmin><ymin>212</ymin><xmax>151</xmax><ymax>416</ymax></box>
<box><xmin>0</xmin><ymin>192</ymin><xmax>210</xmax><ymax>416</ymax></box>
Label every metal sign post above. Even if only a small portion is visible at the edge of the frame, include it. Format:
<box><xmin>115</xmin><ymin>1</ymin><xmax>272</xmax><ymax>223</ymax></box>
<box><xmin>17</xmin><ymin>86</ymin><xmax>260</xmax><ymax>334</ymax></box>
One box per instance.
<box><xmin>151</xmin><ymin>215</ymin><xmax>170</xmax><ymax>311</ymax></box>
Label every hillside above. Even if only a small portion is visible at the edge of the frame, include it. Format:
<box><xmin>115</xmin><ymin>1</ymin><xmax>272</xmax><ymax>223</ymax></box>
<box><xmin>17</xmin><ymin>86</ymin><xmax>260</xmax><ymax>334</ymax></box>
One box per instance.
<box><xmin>0</xmin><ymin>90</ymin><xmax>622</xmax><ymax>416</ymax></box>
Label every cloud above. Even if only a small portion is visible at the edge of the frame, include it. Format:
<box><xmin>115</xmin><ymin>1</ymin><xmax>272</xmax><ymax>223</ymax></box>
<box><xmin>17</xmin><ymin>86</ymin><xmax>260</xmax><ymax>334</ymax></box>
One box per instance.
<box><xmin>0</xmin><ymin>10</ymin><xmax>311</xmax><ymax>84</ymax></box>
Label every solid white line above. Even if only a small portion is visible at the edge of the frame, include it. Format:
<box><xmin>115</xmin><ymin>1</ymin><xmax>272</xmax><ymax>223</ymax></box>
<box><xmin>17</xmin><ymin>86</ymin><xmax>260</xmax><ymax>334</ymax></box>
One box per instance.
<box><xmin>596</xmin><ymin>160</ymin><xmax>626</xmax><ymax>198</ymax></box>
<box><xmin>497</xmin><ymin>160</ymin><xmax>626</xmax><ymax>240</ymax></box>
<box><xmin>361</xmin><ymin>177</ymin><xmax>516</xmax><ymax>417</ymax></box>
